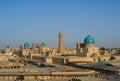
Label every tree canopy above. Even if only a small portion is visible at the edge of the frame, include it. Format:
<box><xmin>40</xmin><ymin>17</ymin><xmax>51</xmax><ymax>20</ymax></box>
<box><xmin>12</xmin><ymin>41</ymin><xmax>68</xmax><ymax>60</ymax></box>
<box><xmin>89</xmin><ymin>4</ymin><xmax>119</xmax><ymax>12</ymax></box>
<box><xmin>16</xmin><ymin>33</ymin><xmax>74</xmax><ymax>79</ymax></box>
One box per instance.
<box><xmin>100</xmin><ymin>47</ymin><xmax>106</xmax><ymax>51</ymax></box>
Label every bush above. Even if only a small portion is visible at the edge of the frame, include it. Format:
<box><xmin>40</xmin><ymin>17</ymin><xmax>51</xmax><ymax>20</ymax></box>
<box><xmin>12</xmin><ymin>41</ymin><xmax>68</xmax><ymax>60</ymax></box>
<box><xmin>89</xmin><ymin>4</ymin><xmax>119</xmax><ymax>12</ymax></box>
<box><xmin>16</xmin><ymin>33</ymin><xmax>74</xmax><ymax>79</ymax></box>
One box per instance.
<box><xmin>110</xmin><ymin>56</ymin><xmax>116</xmax><ymax>60</ymax></box>
<box><xmin>74</xmin><ymin>79</ymin><xmax>81</xmax><ymax>81</ymax></box>
<box><xmin>100</xmin><ymin>47</ymin><xmax>105</xmax><ymax>51</ymax></box>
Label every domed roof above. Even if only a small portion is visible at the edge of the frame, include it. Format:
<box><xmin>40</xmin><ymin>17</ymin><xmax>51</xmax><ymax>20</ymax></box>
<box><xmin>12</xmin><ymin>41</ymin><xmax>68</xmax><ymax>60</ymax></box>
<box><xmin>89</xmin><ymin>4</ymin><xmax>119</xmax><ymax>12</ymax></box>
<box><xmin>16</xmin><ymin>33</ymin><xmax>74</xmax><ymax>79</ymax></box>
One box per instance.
<box><xmin>41</xmin><ymin>42</ymin><xmax>46</xmax><ymax>46</ymax></box>
<box><xmin>84</xmin><ymin>35</ymin><xmax>95</xmax><ymax>44</ymax></box>
<box><xmin>24</xmin><ymin>42</ymin><xmax>30</xmax><ymax>48</ymax></box>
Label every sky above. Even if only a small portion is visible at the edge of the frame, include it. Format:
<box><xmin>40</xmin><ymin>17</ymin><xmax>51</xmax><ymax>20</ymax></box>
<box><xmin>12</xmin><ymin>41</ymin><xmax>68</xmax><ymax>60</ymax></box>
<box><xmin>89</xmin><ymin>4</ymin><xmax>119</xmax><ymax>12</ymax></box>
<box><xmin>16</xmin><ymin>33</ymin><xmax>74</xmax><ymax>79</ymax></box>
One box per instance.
<box><xmin>0</xmin><ymin>0</ymin><xmax>120</xmax><ymax>49</ymax></box>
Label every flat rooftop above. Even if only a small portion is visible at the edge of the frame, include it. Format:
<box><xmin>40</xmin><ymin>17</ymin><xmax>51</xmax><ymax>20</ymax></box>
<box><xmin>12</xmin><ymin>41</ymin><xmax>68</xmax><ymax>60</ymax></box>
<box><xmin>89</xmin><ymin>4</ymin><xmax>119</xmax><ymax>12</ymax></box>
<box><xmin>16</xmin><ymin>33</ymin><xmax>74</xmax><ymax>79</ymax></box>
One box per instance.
<box><xmin>0</xmin><ymin>63</ymin><xmax>98</xmax><ymax>76</ymax></box>
<box><xmin>74</xmin><ymin>63</ymin><xmax>120</xmax><ymax>73</ymax></box>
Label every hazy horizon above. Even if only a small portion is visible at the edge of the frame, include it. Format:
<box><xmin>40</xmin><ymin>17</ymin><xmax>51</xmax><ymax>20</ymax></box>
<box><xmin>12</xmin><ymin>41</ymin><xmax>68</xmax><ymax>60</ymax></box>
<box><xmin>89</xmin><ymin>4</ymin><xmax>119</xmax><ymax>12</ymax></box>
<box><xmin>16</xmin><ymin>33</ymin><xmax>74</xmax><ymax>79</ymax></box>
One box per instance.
<box><xmin>0</xmin><ymin>0</ymin><xmax>120</xmax><ymax>49</ymax></box>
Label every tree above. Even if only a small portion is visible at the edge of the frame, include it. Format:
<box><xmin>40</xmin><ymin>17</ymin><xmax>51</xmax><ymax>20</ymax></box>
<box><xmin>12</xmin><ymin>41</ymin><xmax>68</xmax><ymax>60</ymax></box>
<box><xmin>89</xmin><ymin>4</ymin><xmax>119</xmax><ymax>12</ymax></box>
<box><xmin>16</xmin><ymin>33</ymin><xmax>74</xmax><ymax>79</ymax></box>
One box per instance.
<box><xmin>72</xmin><ymin>78</ymin><xmax>82</xmax><ymax>81</ymax></box>
<box><xmin>110</xmin><ymin>56</ymin><xmax>116</xmax><ymax>60</ymax></box>
<box><xmin>100</xmin><ymin>47</ymin><xmax>105</xmax><ymax>51</ymax></box>
<box><xmin>6</xmin><ymin>45</ymin><xmax>10</xmax><ymax>48</ymax></box>
<box><xmin>74</xmin><ymin>79</ymin><xmax>81</xmax><ymax>81</ymax></box>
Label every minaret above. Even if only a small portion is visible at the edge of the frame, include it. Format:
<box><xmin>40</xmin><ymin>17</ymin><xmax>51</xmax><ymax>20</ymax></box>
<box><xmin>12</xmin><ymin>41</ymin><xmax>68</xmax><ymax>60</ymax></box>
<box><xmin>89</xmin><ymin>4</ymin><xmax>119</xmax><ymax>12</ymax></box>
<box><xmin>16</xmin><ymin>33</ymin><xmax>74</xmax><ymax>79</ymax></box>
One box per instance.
<box><xmin>76</xmin><ymin>43</ymin><xmax>80</xmax><ymax>55</ymax></box>
<box><xmin>58</xmin><ymin>32</ymin><xmax>64</xmax><ymax>53</ymax></box>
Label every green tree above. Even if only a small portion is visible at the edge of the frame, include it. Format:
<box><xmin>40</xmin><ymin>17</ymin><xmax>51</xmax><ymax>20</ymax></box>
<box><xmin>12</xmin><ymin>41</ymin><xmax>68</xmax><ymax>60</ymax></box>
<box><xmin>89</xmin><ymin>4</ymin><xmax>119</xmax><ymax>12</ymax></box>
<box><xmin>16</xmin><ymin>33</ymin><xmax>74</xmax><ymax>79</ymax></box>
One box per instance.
<box><xmin>73</xmin><ymin>79</ymin><xmax>81</xmax><ymax>81</ymax></box>
<box><xmin>110</xmin><ymin>56</ymin><xmax>116</xmax><ymax>60</ymax></box>
<box><xmin>100</xmin><ymin>47</ymin><xmax>105</xmax><ymax>51</ymax></box>
<box><xmin>6</xmin><ymin>45</ymin><xmax>10</xmax><ymax>48</ymax></box>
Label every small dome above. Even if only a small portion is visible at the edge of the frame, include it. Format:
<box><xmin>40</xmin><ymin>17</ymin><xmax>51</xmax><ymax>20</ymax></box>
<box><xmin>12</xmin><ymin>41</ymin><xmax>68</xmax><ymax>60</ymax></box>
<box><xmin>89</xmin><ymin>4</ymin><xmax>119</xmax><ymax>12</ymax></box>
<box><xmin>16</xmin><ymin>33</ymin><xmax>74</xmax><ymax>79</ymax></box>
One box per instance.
<box><xmin>84</xmin><ymin>35</ymin><xmax>95</xmax><ymax>44</ymax></box>
<box><xmin>24</xmin><ymin>42</ymin><xmax>30</xmax><ymax>48</ymax></box>
<box><xmin>41</xmin><ymin>42</ymin><xmax>46</xmax><ymax>46</ymax></box>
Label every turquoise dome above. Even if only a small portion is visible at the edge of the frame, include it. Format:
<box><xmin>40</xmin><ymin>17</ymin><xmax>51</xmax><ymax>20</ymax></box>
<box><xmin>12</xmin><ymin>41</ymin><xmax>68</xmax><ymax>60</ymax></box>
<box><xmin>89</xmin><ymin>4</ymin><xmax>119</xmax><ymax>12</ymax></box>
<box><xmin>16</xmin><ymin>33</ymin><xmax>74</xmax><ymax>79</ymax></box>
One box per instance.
<box><xmin>84</xmin><ymin>35</ymin><xmax>95</xmax><ymax>44</ymax></box>
<box><xmin>41</xmin><ymin>42</ymin><xmax>46</xmax><ymax>46</ymax></box>
<box><xmin>24</xmin><ymin>42</ymin><xmax>30</xmax><ymax>48</ymax></box>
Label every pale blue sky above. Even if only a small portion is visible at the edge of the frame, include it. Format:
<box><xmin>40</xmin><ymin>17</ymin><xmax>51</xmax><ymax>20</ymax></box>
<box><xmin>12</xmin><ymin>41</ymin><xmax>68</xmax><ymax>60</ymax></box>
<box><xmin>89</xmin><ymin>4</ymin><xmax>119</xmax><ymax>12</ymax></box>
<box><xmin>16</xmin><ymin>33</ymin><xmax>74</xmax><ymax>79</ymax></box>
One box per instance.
<box><xmin>0</xmin><ymin>0</ymin><xmax>120</xmax><ymax>49</ymax></box>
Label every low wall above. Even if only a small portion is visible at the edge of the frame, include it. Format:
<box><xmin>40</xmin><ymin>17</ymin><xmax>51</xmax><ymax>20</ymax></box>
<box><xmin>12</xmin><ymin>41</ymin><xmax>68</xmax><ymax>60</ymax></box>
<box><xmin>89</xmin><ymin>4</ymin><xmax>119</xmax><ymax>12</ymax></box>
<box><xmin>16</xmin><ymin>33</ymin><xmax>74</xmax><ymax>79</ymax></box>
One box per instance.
<box><xmin>51</xmin><ymin>70</ymin><xmax>97</xmax><ymax>75</ymax></box>
<box><xmin>68</xmin><ymin>57</ymin><xmax>94</xmax><ymax>63</ymax></box>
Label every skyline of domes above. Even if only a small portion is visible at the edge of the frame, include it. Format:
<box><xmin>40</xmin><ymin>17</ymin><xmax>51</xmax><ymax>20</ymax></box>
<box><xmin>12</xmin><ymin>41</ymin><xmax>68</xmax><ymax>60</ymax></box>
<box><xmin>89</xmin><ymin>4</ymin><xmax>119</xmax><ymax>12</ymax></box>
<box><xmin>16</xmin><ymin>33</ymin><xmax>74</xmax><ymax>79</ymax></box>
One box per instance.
<box><xmin>84</xmin><ymin>35</ymin><xmax>95</xmax><ymax>44</ymax></box>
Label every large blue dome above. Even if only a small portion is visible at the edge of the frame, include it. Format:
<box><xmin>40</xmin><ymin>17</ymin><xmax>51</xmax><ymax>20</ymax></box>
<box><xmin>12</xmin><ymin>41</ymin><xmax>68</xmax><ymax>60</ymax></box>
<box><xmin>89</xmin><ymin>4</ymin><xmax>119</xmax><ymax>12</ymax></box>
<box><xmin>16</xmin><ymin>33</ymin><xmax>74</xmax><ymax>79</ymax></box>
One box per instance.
<box><xmin>84</xmin><ymin>35</ymin><xmax>95</xmax><ymax>44</ymax></box>
<box><xmin>24</xmin><ymin>42</ymin><xmax>30</xmax><ymax>48</ymax></box>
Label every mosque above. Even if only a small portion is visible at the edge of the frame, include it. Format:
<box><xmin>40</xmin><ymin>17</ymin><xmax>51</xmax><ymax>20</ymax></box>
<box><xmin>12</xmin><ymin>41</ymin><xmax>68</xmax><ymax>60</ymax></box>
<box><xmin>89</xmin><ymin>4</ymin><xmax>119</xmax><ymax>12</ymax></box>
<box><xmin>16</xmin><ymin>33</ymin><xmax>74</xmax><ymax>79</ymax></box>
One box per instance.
<box><xmin>76</xmin><ymin>35</ymin><xmax>102</xmax><ymax>62</ymax></box>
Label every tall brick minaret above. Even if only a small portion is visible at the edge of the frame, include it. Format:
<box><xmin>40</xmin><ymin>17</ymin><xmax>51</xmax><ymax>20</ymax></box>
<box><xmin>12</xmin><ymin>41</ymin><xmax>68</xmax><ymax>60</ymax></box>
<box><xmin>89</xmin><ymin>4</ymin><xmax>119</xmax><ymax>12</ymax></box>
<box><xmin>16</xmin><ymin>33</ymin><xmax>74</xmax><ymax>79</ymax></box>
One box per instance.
<box><xmin>58</xmin><ymin>32</ymin><xmax>64</xmax><ymax>53</ymax></box>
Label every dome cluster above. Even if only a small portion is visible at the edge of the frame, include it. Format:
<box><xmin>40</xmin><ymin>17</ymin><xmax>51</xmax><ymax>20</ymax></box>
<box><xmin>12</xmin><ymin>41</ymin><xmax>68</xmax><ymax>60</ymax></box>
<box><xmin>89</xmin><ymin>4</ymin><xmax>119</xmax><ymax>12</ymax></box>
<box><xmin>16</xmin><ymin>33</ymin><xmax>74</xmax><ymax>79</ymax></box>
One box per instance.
<box><xmin>24</xmin><ymin>42</ymin><xmax>46</xmax><ymax>48</ymax></box>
